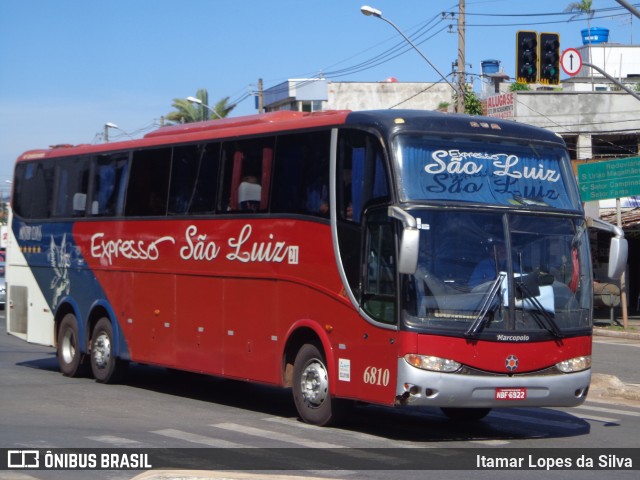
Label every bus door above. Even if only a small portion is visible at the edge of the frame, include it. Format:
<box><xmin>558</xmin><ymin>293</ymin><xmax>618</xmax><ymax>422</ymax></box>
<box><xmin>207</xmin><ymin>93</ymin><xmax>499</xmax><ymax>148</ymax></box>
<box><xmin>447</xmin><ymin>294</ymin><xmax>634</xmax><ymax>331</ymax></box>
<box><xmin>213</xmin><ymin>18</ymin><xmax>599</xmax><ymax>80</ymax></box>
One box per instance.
<box><xmin>348</xmin><ymin>207</ymin><xmax>399</xmax><ymax>405</ymax></box>
<box><xmin>334</xmin><ymin>126</ymin><xmax>398</xmax><ymax>405</ymax></box>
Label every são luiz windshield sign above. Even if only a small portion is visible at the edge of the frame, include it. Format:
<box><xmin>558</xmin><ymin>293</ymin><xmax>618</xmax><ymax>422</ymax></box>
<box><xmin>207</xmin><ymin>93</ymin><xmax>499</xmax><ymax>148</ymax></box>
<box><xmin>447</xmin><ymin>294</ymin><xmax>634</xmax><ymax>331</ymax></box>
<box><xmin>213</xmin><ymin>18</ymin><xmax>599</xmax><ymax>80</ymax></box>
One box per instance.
<box><xmin>577</xmin><ymin>156</ymin><xmax>640</xmax><ymax>201</ymax></box>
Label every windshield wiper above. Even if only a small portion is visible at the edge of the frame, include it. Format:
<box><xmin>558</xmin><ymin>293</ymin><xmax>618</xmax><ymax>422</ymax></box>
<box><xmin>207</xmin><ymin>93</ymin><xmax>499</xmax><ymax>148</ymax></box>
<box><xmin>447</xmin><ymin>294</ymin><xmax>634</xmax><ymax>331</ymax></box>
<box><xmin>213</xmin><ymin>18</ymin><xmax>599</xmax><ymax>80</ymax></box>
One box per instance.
<box><xmin>516</xmin><ymin>281</ymin><xmax>564</xmax><ymax>338</ymax></box>
<box><xmin>466</xmin><ymin>272</ymin><xmax>506</xmax><ymax>337</ymax></box>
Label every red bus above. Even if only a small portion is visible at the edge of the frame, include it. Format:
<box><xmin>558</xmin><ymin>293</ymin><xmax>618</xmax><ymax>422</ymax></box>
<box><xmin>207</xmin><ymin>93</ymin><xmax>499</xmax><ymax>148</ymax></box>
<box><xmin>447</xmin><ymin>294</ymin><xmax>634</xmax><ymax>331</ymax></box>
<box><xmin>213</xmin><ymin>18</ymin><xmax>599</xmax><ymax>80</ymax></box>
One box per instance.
<box><xmin>6</xmin><ymin>109</ymin><xmax>627</xmax><ymax>425</ymax></box>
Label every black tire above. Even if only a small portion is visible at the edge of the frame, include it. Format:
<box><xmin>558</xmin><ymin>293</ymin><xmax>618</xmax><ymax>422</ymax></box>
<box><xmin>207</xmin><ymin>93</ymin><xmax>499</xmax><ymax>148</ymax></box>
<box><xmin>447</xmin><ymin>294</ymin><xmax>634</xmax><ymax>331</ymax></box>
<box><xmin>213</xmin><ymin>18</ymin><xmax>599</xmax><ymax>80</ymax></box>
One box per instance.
<box><xmin>90</xmin><ymin>318</ymin><xmax>127</xmax><ymax>384</ymax></box>
<box><xmin>57</xmin><ymin>313</ymin><xmax>89</xmax><ymax>377</ymax></box>
<box><xmin>440</xmin><ymin>407</ymin><xmax>492</xmax><ymax>422</ymax></box>
<box><xmin>292</xmin><ymin>343</ymin><xmax>347</xmax><ymax>426</ymax></box>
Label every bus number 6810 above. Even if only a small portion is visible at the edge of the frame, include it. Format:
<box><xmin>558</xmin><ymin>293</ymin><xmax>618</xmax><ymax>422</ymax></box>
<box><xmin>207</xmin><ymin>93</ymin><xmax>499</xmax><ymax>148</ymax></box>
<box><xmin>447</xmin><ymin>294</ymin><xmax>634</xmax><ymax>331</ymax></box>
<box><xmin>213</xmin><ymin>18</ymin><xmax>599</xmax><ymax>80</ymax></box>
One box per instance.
<box><xmin>363</xmin><ymin>366</ymin><xmax>390</xmax><ymax>386</ymax></box>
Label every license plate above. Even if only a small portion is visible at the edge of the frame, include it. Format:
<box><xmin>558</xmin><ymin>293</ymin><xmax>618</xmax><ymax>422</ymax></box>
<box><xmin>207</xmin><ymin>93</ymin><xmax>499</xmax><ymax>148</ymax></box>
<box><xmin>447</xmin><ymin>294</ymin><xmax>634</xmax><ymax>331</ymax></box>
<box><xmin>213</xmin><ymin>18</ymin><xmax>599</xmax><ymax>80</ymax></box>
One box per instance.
<box><xmin>495</xmin><ymin>387</ymin><xmax>527</xmax><ymax>400</ymax></box>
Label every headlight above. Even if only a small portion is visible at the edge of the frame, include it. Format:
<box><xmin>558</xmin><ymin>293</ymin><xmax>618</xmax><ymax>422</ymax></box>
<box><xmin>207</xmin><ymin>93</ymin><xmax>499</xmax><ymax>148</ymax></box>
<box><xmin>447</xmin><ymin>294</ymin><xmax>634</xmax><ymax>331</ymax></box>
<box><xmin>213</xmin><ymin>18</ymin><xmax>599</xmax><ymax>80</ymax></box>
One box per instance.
<box><xmin>556</xmin><ymin>356</ymin><xmax>591</xmax><ymax>373</ymax></box>
<box><xmin>404</xmin><ymin>354</ymin><xmax>461</xmax><ymax>373</ymax></box>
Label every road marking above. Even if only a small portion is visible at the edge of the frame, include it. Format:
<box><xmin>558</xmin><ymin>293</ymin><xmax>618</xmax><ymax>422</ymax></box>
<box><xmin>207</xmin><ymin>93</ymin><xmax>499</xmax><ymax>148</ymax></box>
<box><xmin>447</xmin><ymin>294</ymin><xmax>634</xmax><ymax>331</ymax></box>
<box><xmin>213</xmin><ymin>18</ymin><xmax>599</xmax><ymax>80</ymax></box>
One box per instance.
<box><xmin>264</xmin><ymin>417</ymin><xmax>397</xmax><ymax>444</ymax></box>
<box><xmin>212</xmin><ymin>422</ymin><xmax>409</xmax><ymax>466</ymax></box>
<box><xmin>212</xmin><ymin>422</ymin><xmax>341</xmax><ymax>448</ymax></box>
<box><xmin>152</xmin><ymin>428</ymin><xmax>244</xmax><ymax>448</ymax></box>
<box><xmin>470</xmin><ymin>440</ymin><xmax>511</xmax><ymax>446</ymax></box>
<box><xmin>86</xmin><ymin>435</ymin><xmax>144</xmax><ymax>447</ymax></box>
<box><xmin>575</xmin><ymin>404</ymin><xmax>640</xmax><ymax>417</ymax></box>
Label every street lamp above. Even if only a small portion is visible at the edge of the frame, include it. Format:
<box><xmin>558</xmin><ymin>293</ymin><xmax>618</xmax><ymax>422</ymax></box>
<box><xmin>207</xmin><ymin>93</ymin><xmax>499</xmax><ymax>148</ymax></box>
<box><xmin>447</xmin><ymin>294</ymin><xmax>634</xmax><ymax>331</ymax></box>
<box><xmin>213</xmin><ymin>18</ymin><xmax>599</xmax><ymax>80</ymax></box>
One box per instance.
<box><xmin>187</xmin><ymin>96</ymin><xmax>223</xmax><ymax>120</ymax></box>
<box><xmin>104</xmin><ymin>122</ymin><xmax>119</xmax><ymax>143</ymax></box>
<box><xmin>360</xmin><ymin>5</ymin><xmax>459</xmax><ymax>108</ymax></box>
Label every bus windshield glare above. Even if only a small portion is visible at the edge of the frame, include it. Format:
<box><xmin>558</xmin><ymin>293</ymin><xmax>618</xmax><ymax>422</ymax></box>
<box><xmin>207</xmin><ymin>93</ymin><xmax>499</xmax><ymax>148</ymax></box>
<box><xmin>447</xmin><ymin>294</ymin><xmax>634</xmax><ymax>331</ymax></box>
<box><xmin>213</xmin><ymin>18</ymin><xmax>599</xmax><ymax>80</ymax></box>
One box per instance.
<box><xmin>395</xmin><ymin>134</ymin><xmax>578</xmax><ymax>209</ymax></box>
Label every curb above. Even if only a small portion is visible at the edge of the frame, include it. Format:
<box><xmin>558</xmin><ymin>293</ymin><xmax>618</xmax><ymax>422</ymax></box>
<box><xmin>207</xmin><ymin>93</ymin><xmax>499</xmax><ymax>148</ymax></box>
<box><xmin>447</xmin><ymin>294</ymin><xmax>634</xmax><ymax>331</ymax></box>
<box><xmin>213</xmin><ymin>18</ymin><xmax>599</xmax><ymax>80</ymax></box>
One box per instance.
<box><xmin>593</xmin><ymin>327</ymin><xmax>640</xmax><ymax>341</ymax></box>
<box><xmin>590</xmin><ymin>373</ymin><xmax>640</xmax><ymax>402</ymax></box>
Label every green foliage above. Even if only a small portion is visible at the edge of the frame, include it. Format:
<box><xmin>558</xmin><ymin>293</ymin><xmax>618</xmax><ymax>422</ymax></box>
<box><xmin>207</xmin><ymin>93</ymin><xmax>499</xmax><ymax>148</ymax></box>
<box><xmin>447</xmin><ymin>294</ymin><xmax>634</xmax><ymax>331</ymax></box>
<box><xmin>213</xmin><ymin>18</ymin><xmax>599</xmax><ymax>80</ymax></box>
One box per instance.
<box><xmin>564</xmin><ymin>0</ymin><xmax>593</xmax><ymax>19</ymax></box>
<box><xmin>166</xmin><ymin>88</ymin><xmax>236</xmax><ymax>124</ymax></box>
<box><xmin>510</xmin><ymin>82</ymin><xmax>531</xmax><ymax>92</ymax></box>
<box><xmin>457</xmin><ymin>87</ymin><xmax>483</xmax><ymax>115</ymax></box>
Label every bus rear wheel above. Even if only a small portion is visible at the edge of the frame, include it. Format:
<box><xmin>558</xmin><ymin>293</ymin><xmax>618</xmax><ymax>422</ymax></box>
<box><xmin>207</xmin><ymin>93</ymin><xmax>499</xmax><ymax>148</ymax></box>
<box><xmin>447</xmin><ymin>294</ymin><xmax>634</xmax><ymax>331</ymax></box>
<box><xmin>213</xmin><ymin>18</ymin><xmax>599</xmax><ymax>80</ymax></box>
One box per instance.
<box><xmin>440</xmin><ymin>407</ymin><xmax>491</xmax><ymax>422</ymax></box>
<box><xmin>292</xmin><ymin>343</ymin><xmax>347</xmax><ymax>426</ymax></box>
<box><xmin>90</xmin><ymin>318</ymin><xmax>126</xmax><ymax>384</ymax></box>
<box><xmin>57</xmin><ymin>313</ymin><xmax>88</xmax><ymax>377</ymax></box>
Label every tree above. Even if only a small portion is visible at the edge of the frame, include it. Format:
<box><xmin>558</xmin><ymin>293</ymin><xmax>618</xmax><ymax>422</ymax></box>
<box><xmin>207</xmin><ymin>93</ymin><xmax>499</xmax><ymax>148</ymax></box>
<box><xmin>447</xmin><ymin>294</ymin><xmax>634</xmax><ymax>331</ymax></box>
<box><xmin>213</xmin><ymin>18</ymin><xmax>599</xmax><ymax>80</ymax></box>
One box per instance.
<box><xmin>565</xmin><ymin>1</ymin><xmax>594</xmax><ymax>86</ymax></box>
<box><xmin>454</xmin><ymin>86</ymin><xmax>483</xmax><ymax>115</ymax></box>
<box><xmin>565</xmin><ymin>0</ymin><xmax>594</xmax><ymax>24</ymax></box>
<box><xmin>166</xmin><ymin>88</ymin><xmax>236</xmax><ymax>124</ymax></box>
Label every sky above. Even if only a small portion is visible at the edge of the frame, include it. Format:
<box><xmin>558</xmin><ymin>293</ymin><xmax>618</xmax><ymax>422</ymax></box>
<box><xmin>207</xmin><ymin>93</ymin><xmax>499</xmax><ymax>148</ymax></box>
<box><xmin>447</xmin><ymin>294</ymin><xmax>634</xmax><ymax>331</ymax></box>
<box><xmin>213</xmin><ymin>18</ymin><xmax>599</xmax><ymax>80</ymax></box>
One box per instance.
<box><xmin>1</xmin><ymin>0</ymin><xmax>639</xmax><ymax>188</ymax></box>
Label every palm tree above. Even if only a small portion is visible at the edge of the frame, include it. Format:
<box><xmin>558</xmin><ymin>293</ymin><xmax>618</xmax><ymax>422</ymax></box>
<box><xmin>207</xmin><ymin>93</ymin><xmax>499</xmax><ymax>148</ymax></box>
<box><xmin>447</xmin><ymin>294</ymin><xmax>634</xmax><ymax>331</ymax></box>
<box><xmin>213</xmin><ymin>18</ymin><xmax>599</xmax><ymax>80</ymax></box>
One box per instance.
<box><xmin>565</xmin><ymin>0</ymin><xmax>594</xmax><ymax>88</ymax></box>
<box><xmin>166</xmin><ymin>88</ymin><xmax>236</xmax><ymax>124</ymax></box>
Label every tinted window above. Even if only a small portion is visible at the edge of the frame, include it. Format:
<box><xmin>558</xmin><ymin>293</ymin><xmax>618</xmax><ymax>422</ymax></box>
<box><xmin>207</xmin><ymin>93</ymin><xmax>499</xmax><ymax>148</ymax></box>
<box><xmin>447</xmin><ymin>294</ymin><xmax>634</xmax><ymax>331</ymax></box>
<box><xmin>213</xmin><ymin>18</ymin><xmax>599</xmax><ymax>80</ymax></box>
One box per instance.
<box><xmin>90</xmin><ymin>153</ymin><xmax>128</xmax><ymax>217</ymax></box>
<box><xmin>271</xmin><ymin>131</ymin><xmax>331</xmax><ymax>217</ymax></box>
<box><xmin>168</xmin><ymin>143</ymin><xmax>220</xmax><ymax>215</ymax></box>
<box><xmin>125</xmin><ymin>148</ymin><xmax>171</xmax><ymax>216</ymax></box>
<box><xmin>52</xmin><ymin>157</ymin><xmax>91</xmax><ymax>218</ymax></box>
<box><xmin>13</xmin><ymin>161</ymin><xmax>55</xmax><ymax>219</ymax></box>
<box><xmin>220</xmin><ymin>138</ymin><xmax>274</xmax><ymax>213</ymax></box>
<box><xmin>338</xmin><ymin>130</ymin><xmax>389</xmax><ymax>223</ymax></box>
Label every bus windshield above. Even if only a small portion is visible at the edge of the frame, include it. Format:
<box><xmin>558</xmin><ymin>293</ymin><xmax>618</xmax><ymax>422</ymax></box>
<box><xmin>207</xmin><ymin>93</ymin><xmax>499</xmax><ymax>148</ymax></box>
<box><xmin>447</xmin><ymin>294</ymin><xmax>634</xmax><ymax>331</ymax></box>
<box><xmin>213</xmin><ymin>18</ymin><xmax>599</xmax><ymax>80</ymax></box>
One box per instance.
<box><xmin>402</xmin><ymin>210</ymin><xmax>592</xmax><ymax>337</ymax></box>
<box><xmin>395</xmin><ymin>135</ymin><xmax>578</xmax><ymax>210</ymax></box>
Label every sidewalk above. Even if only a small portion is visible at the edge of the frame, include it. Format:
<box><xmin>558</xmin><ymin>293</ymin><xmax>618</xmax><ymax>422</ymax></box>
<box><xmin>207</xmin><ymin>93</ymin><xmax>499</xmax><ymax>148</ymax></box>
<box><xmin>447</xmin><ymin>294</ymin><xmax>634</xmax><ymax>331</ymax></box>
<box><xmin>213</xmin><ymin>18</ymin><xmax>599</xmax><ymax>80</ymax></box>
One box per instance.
<box><xmin>593</xmin><ymin>313</ymin><xmax>640</xmax><ymax>340</ymax></box>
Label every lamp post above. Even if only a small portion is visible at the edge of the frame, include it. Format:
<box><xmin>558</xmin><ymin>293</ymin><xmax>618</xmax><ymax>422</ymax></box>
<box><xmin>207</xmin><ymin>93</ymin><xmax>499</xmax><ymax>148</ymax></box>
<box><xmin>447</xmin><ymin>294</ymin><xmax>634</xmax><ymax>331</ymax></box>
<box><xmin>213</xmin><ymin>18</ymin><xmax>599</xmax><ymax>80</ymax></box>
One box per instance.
<box><xmin>360</xmin><ymin>5</ymin><xmax>459</xmax><ymax>109</ymax></box>
<box><xmin>104</xmin><ymin>122</ymin><xmax>119</xmax><ymax>143</ymax></box>
<box><xmin>187</xmin><ymin>96</ymin><xmax>223</xmax><ymax>120</ymax></box>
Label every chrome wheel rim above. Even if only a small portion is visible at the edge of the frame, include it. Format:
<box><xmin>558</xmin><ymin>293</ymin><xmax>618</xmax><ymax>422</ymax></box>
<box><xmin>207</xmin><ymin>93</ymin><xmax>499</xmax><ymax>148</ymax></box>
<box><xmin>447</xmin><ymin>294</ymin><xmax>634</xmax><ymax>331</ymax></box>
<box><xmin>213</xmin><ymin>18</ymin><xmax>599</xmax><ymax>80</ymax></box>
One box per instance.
<box><xmin>93</xmin><ymin>332</ymin><xmax>111</xmax><ymax>370</ymax></box>
<box><xmin>300</xmin><ymin>360</ymin><xmax>328</xmax><ymax>408</ymax></box>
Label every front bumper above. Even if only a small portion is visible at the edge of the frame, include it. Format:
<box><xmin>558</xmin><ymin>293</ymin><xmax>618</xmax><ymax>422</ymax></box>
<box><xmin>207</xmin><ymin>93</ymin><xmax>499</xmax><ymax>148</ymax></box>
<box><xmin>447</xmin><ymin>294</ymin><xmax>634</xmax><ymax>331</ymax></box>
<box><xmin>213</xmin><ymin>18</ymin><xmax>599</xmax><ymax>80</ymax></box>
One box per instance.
<box><xmin>396</xmin><ymin>358</ymin><xmax>590</xmax><ymax>408</ymax></box>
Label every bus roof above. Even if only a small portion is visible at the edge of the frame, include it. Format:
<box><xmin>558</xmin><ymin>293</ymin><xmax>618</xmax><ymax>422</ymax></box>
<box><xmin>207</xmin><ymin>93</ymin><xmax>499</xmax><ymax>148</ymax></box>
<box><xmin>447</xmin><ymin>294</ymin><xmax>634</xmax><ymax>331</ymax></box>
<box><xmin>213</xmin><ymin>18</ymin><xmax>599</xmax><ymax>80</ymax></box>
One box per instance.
<box><xmin>15</xmin><ymin>109</ymin><xmax>564</xmax><ymax>162</ymax></box>
<box><xmin>15</xmin><ymin>110</ymin><xmax>352</xmax><ymax>162</ymax></box>
<box><xmin>345</xmin><ymin>109</ymin><xmax>565</xmax><ymax>146</ymax></box>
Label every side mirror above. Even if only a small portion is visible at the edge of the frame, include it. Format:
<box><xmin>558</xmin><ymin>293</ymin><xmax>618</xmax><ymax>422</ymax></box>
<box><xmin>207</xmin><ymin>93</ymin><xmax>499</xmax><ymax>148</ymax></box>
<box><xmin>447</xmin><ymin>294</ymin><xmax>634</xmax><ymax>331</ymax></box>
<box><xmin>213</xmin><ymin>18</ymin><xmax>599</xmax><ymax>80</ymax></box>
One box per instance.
<box><xmin>388</xmin><ymin>206</ymin><xmax>419</xmax><ymax>274</ymax></box>
<box><xmin>586</xmin><ymin>217</ymin><xmax>628</xmax><ymax>280</ymax></box>
<box><xmin>608</xmin><ymin>236</ymin><xmax>628</xmax><ymax>279</ymax></box>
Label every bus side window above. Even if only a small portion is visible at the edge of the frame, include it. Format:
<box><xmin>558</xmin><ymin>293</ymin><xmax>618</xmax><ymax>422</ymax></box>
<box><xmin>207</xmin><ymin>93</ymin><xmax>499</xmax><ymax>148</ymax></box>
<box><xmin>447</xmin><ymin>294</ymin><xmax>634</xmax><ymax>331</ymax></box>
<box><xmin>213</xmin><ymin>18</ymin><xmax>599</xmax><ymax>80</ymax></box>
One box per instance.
<box><xmin>91</xmin><ymin>153</ymin><xmax>128</xmax><ymax>217</ymax></box>
<box><xmin>338</xmin><ymin>130</ymin><xmax>389</xmax><ymax>224</ymax></box>
<box><xmin>362</xmin><ymin>209</ymin><xmax>397</xmax><ymax>324</ymax></box>
<box><xmin>53</xmin><ymin>157</ymin><xmax>90</xmax><ymax>218</ymax></box>
<box><xmin>13</xmin><ymin>161</ymin><xmax>55</xmax><ymax>219</ymax></box>
<box><xmin>125</xmin><ymin>148</ymin><xmax>171</xmax><ymax>217</ymax></box>
<box><xmin>271</xmin><ymin>131</ymin><xmax>331</xmax><ymax>217</ymax></box>
<box><xmin>220</xmin><ymin>139</ymin><xmax>273</xmax><ymax>213</ymax></box>
<box><xmin>168</xmin><ymin>143</ymin><xmax>219</xmax><ymax>215</ymax></box>
<box><xmin>336</xmin><ymin>129</ymin><xmax>390</xmax><ymax>298</ymax></box>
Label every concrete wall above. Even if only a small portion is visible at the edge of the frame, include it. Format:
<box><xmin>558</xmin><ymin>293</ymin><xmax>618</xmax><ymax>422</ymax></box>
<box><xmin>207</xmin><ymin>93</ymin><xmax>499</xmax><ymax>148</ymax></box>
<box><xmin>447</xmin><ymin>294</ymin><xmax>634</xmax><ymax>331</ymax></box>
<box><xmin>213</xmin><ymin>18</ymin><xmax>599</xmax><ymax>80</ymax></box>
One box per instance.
<box><xmin>513</xmin><ymin>91</ymin><xmax>640</xmax><ymax>136</ymax></box>
<box><xmin>325</xmin><ymin>82</ymin><xmax>454</xmax><ymax>111</ymax></box>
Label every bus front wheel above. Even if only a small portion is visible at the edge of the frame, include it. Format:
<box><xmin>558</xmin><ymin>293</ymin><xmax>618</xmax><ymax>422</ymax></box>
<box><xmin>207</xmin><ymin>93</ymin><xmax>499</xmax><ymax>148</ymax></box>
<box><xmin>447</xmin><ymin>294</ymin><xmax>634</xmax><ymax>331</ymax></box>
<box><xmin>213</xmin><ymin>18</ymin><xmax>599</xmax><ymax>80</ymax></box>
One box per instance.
<box><xmin>90</xmin><ymin>318</ymin><xmax>126</xmax><ymax>384</ymax></box>
<box><xmin>292</xmin><ymin>343</ymin><xmax>347</xmax><ymax>426</ymax></box>
<box><xmin>57</xmin><ymin>313</ymin><xmax>88</xmax><ymax>377</ymax></box>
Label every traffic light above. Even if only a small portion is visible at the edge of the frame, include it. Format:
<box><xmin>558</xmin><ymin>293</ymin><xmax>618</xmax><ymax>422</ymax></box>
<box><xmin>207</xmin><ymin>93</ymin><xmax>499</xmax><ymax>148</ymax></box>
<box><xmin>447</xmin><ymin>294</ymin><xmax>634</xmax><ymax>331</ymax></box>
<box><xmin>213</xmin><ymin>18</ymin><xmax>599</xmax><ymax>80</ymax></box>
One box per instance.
<box><xmin>539</xmin><ymin>32</ymin><xmax>560</xmax><ymax>85</ymax></box>
<box><xmin>516</xmin><ymin>31</ymin><xmax>538</xmax><ymax>84</ymax></box>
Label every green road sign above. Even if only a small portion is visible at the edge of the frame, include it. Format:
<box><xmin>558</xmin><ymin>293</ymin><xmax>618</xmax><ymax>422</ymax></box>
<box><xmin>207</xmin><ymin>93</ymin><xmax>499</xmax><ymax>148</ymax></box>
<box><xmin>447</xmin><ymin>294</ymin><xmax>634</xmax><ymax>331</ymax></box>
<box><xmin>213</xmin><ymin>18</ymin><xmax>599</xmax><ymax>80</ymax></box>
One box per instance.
<box><xmin>577</xmin><ymin>156</ymin><xmax>640</xmax><ymax>201</ymax></box>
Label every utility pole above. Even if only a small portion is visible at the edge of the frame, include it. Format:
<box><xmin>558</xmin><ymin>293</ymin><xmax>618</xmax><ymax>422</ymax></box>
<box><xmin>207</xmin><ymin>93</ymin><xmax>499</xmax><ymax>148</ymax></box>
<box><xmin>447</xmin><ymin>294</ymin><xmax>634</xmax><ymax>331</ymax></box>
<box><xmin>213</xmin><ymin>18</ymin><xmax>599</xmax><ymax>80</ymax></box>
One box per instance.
<box><xmin>456</xmin><ymin>0</ymin><xmax>466</xmax><ymax>113</ymax></box>
<box><xmin>258</xmin><ymin>78</ymin><xmax>264</xmax><ymax>113</ymax></box>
